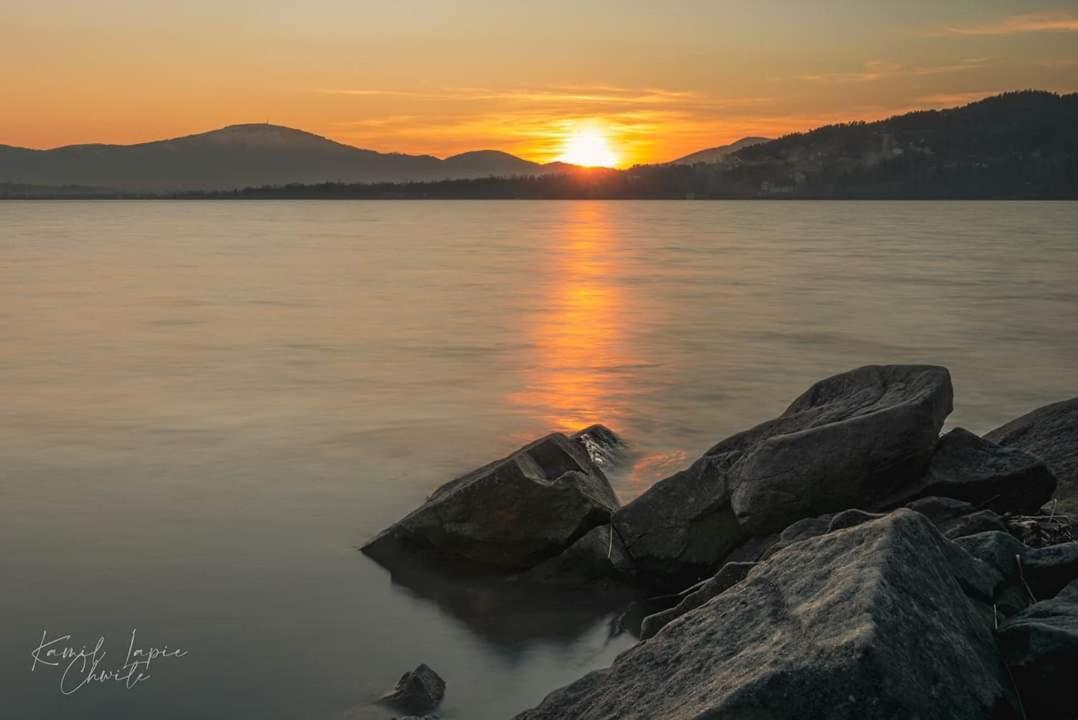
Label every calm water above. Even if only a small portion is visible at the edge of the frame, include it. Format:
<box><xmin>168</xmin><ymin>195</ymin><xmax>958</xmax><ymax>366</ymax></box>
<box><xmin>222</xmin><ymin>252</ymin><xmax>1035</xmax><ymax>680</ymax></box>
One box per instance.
<box><xmin>3</xmin><ymin>200</ymin><xmax>1077</xmax><ymax>719</ymax></box>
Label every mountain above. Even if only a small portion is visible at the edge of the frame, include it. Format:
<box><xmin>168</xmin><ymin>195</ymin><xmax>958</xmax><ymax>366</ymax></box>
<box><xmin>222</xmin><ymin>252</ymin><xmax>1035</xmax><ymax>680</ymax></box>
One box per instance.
<box><xmin>671</xmin><ymin>137</ymin><xmax>772</xmax><ymax>165</ymax></box>
<box><xmin>0</xmin><ymin>124</ymin><xmax>563</xmax><ymax>192</ymax></box>
<box><xmin>190</xmin><ymin>91</ymin><xmax>1078</xmax><ymax>200</ymax></box>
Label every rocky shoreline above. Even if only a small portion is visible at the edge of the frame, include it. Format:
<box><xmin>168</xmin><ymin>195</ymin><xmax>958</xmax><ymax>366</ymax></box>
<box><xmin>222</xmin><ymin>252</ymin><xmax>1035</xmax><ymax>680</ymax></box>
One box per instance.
<box><xmin>362</xmin><ymin>365</ymin><xmax>1078</xmax><ymax>719</ymax></box>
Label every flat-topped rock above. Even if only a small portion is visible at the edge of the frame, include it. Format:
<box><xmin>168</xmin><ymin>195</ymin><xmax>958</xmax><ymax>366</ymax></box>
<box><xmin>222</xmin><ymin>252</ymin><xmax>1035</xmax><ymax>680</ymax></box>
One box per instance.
<box><xmin>613</xmin><ymin>365</ymin><xmax>952</xmax><ymax>587</ymax></box>
<box><xmin>363</xmin><ymin>432</ymin><xmax>618</xmax><ymax>572</ymax></box>
<box><xmin>514</xmin><ymin>510</ymin><xmax>1018</xmax><ymax>720</ymax></box>
<box><xmin>901</xmin><ymin>427</ymin><xmax>1056</xmax><ymax>513</ymax></box>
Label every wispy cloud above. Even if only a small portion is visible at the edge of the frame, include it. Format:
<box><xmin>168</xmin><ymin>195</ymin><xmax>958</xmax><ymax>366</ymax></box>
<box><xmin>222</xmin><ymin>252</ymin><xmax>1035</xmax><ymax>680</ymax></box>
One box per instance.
<box><xmin>917</xmin><ymin>90</ymin><xmax>1004</xmax><ymax>107</ymax></box>
<box><xmin>941</xmin><ymin>12</ymin><xmax>1078</xmax><ymax>36</ymax></box>
<box><xmin>798</xmin><ymin>58</ymin><xmax>989</xmax><ymax>83</ymax></box>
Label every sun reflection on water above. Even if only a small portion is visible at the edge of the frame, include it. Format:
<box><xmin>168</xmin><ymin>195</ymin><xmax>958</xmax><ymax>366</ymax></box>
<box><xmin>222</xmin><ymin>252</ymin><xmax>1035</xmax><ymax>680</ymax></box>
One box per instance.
<box><xmin>509</xmin><ymin>202</ymin><xmax>636</xmax><ymax>434</ymax></box>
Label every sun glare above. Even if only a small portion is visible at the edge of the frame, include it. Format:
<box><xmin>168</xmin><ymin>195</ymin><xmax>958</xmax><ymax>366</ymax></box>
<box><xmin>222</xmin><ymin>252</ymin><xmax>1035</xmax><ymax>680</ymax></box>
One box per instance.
<box><xmin>557</xmin><ymin>127</ymin><xmax>620</xmax><ymax>167</ymax></box>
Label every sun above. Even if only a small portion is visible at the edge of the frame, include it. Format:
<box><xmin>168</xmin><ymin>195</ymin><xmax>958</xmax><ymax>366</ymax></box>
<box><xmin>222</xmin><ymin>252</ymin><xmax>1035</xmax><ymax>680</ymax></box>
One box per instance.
<box><xmin>556</xmin><ymin>126</ymin><xmax>620</xmax><ymax>168</ymax></box>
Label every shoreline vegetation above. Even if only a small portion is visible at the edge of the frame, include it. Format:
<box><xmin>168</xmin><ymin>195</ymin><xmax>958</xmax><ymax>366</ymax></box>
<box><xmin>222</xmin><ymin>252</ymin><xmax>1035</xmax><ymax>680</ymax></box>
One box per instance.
<box><xmin>3</xmin><ymin>91</ymin><xmax>1076</xmax><ymax>201</ymax></box>
<box><xmin>362</xmin><ymin>364</ymin><xmax>1078</xmax><ymax>719</ymax></box>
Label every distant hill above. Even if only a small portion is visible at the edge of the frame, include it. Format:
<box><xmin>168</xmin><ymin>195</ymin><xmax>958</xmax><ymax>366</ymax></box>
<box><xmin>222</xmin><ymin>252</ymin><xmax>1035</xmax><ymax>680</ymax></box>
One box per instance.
<box><xmin>0</xmin><ymin>124</ymin><xmax>565</xmax><ymax>192</ymax></box>
<box><xmin>5</xmin><ymin>91</ymin><xmax>1077</xmax><ymax>199</ymax></box>
<box><xmin>671</xmin><ymin>137</ymin><xmax>772</xmax><ymax>165</ymax></box>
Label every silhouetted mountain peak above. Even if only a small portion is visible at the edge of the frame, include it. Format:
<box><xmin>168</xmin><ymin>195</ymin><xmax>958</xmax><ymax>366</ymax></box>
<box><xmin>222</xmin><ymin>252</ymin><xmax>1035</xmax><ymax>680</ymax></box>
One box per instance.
<box><xmin>672</xmin><ymin>137</ymin><xmax>773</xmax><ymax>165</ymax></box>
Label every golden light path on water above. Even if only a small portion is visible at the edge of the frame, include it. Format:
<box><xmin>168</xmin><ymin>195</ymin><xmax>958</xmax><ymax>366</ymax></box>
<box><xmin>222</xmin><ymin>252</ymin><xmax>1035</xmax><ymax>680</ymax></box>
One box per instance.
<box><xmin>508</xmin><ymin>202</ymin><xmax>688</xmax><ymax>495</ymax></box>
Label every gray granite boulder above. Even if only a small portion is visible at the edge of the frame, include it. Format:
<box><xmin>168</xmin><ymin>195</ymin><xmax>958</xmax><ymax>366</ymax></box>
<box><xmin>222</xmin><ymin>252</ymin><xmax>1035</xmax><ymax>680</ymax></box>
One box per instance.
<box><xmin>998</xmin><ymin>579</ymin><xmax>1078</xmax><ymax>720</ymax></box>
<box><xmin>639</xmin><ymin>562</ymin><xmax>754</xmax><ymax>639</ymax></box>
<box><xmin>514</xmin><ymin>510</ymin><xmax>1019</xmax><ymax>720</ymax></box>
<box><xmin>362</xmin><ymin>433</ymin><xmax>618</xmax><ymax>571</ymax></box>
<box><xmin>611</xmin><ymin>454</ymin><xmax>741</xmax><ymax>587</ymax></box>
<box><xmin>613</xmin><ymin>365</ymin><xmax>953</xmax><ymax>587</ymax></box>
<box><xmin>516</xmin><ymin>525</ymin><xmax>635</xmax><ymax>586</ymax></box>
<box><xmin>729</xmin><ymin>365</ymin><xmax>953</xmax><ymax>535</ymax></box>
<box><xmin>986</xmin><ymin>397</ymin><xmax>1078</xmax><ymax>511</ymax></box>
<box><xmin>901</xmin><ymin>427</ymin><xmax>1056</xmax><ymax>513</ymax></box>
<box><xmin>379</xmin><ymin>664</ymin><xmax>445</xmax><ymax>715</ymax></box>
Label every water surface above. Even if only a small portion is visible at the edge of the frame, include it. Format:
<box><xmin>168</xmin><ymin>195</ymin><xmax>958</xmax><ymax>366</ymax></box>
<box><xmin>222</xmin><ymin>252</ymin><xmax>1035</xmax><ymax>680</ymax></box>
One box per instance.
<box><xmin>3</xmin><ymin>200</ymin><xmax>1077</xmax><ymax>719</ymax></box>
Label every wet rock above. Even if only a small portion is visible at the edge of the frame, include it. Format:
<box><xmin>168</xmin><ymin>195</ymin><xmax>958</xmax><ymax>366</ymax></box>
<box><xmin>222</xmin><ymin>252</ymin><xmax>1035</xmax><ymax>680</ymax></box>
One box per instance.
<box><xmin>639</xmin><ymin>562</ymin><xmax>754</xmax><ymax>639</ymax></box>
<box><xmin>986</xmin><ymin>397</ymin><xmax>1078</xmax><ymax>510</ymax></box>
<box><xmin>517</xmin><ymin>525</ymin><xmax>635</xmax><ymax>586</ymax></box>
<box><xmin>572</xmin><ymin>424</ymin><xmax>627</xmax><ymax>470</ymax></box>
<box><xmin>997</xmin><ymin>579</ymin><xmax>1078</xmax><ymax>720</ymax></box>
<box><xmin>380</xmin><ymin>664</ymin><xmax>445</xmax><ymax>715</ymax></box>
<box><xmin>904</xmin><ymin>428</ymin><xmax>1056</xmax><ymax>514</ymax></box>
<box><xmin>362</xmin><ymin>433</ymin><xmax>618</xmax><ymax>571</ymax></box>
<box><xmin>515</xmin><ymin>511</ymin><xmax>1018</xmax><ymax>720</ymax></box>
<box><xmin>614</xmin><ymin>365</ymin><xmax>952</xmax><ymax>587</ymax></box>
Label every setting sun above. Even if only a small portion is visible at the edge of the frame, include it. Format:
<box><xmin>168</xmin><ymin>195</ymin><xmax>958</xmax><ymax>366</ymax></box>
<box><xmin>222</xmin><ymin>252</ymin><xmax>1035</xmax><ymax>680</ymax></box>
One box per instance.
<box><xmin>557</xmin><ymin>126</ymin><xmax>620</xmax><ymax>168</ymax></box>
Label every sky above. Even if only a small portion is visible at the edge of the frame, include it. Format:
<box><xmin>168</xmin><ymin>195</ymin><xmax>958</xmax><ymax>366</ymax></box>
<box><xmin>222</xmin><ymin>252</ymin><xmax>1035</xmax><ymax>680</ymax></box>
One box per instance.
<box><xmin>2</xmin><ymin>0</ymin><xmax>1077</xmax><ymax>164</ymax></box>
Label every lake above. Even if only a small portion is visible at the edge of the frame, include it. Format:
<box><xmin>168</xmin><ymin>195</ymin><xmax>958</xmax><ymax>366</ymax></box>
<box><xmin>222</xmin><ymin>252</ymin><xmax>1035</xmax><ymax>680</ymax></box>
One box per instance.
<box><xmin>3</xmin><ymin>200</ymin><xmax>1077</xmax><ymax>719</ymax></box>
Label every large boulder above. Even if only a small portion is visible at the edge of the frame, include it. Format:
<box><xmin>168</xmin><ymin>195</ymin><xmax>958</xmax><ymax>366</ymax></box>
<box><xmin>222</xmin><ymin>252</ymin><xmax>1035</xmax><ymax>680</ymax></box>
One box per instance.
<box><xmin>997</xmin><ymin>579</ymin><xmax>1078</xmax><ymax>720</ymax></box>
<box><xmin>379</xmin><ymin>664</ymin><xmax>446</xmax><ymax>715</ymax></box>
<box><xmin>613</xmin><ymin>365</ymin><xmax>952</xmax><ymax>587</ymax></box>
<box><xmin>898</xmin><ymin>427</ymin><xmax>1056</xmax><ymax>513</ymax></box>
<box><xmin>639</xmin><ymin>561</ymin><xmax>754</xmax><ymax>639</ymax></box>
<box><xmin>514</xmin><ymin>510</ymin><xmax>1019</xmax><ymax>720</ymax></box>
<box><xmin>362</xmin><ymin>433</ymin><xmax>618</xmax><ymax>572</ymax></box>
<box><xmin>986</xmin><ymin>397</ymin><xmax>1078</xmax><ymax>511</ymax></box>
<box><xmin>611</xmin><ymin>454</ymin><xmax>741</xmax><ymax>587</ymax></box>
<box><xmin>516</xmin><ymin>525</ymin><xmax>635</xmax><ymax>587</ymax></box>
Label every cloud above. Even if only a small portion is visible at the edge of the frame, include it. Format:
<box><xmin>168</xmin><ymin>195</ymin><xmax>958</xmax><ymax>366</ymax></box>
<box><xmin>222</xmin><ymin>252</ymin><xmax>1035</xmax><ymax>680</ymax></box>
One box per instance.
<box><xmin>916</xmin><ymin>90</ymin><xmax>1004</xmax><ymax>107</ymax></box>
<box><xmin>797</xmin><ymin>58</ymin><xmax>990</xmax><ymax>83</ymax></box>
<box><xmin>941</xmin><ymin>12</ymin><xmax>1078</xmax><ymax>36</ymax></box>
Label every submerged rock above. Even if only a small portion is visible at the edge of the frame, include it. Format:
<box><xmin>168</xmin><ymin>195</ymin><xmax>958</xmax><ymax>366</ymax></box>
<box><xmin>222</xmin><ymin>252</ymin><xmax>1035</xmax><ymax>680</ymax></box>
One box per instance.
<box><xmin>986</xmin><ymin>397</ymin><xmax>1078</xmax><ymax>511</ymax></box>
<box><xmin>998</xmin><ymin>579</ymin><xmax>1078</xmax><ymax>720</ymax></box>
<box><xmin>514</xmin><ymin>510</ymin><xmax>1018</xmax><ymax>720</ymax></box>
<box><xmin>613</xmin><ymin>365</ymin><xmax>952</xmax><ymax>587</ymax></box>
<box><xmin>362</xmin><ymin>433</ymin><xmax>618</xmax><ymax>571</ymax></box>
<box><xmin>379</xmin><ymin>664</ymin><xmax>445</xmax><ymax>715</ymax></box>
<box><xmin>902</xmin><ymin>427</ymin><xmax>1056</xmax><ymax>513</ymax></box>
<box><xmin>572</xmin><ymin>424</ymin><xmax>627</xmax><ymax>470</ymax></box>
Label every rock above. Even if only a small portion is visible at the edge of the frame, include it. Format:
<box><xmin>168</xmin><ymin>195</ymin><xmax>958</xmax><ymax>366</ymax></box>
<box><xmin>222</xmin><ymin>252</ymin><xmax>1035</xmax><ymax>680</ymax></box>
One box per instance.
<box><xmin>955</xmin><ymin>532</ymin><xmax>1078</xmax><ymax>602</ymax></box>
<box><xmin>639</xmin><ymin>562</ymin><xmax>754</xmax><ymax>639</ymax></box>
<box><xmin>611</xmin><ymin>454</ymin><xmax>741</xmax><ymax>588</ymax></box>
<box><xmin>572</xmin><ymin>424</ymin><xmax>627</xmax><ymax>470</ymax></box>
<box><xmin>362</xmin><ymin>433</ymin><xmax>618</xmax><ymax>571</ymax></box>
<box><xmin>827</xmin><ymin>508</ymin><xmax>884</xmax><ymax>532</ymax></box>
<box><xmin>614</xmin><ymin>365</ymin><xmax>952</xmax><ymax>587</ymax></box>
<box><xmin>902</xmin><ymin>428</ymin><xmax>1056</xmax><ymax>514</ymax></box>
<box><xmin>1005</xmin><ymin>513</ymin><xmax>1076</xmax><ymax>548</ymax></box>
<box><xmin>997</xmin><ymin>579</ymin><xmax>1078</xmax><ymax>720</ymax></box>
<box><xmin>513</xmin><ymin>510</ymin><xmax>1019</xmax><ymax>720</ymax></box>
<box><xmin>759</xmin><ymin>513</ymin><xmax>833</xmax><ymax>560</ymax></box>
<box><xmin>907</xmin><ymin>496</ymin><xmax>976</xmax><ymax>524</ymax></box>
<box><xmin>941</xmin><ymin>509</ymin><xmax>1007</xmax><ymax>539</ymax></box>
<box><xmin>986</xmin><ymin>397</ymin><xmax>1078</xmax><ymax>510</ymax></box>
<box><xmin>380</xmin><ymin>664</ymin><xmax>445</xmax><ymax>715</ymax></box>
<box><xmin>728</xmin><ymin>365</ymin><xmax>953</xmax><ymax>535</ymax></box>
<box><xmin>517</xmin><ymin>525</ymin><xmax>635</xmax><ymax>586</ymax></box>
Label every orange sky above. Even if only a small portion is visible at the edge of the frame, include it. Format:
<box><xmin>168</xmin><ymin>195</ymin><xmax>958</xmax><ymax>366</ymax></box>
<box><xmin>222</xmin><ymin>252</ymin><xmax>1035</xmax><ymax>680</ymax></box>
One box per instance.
<box><xmin>2</xmin><ymin>1</ymin><xmax>1076</xmax><ymax>165</ymax></box>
